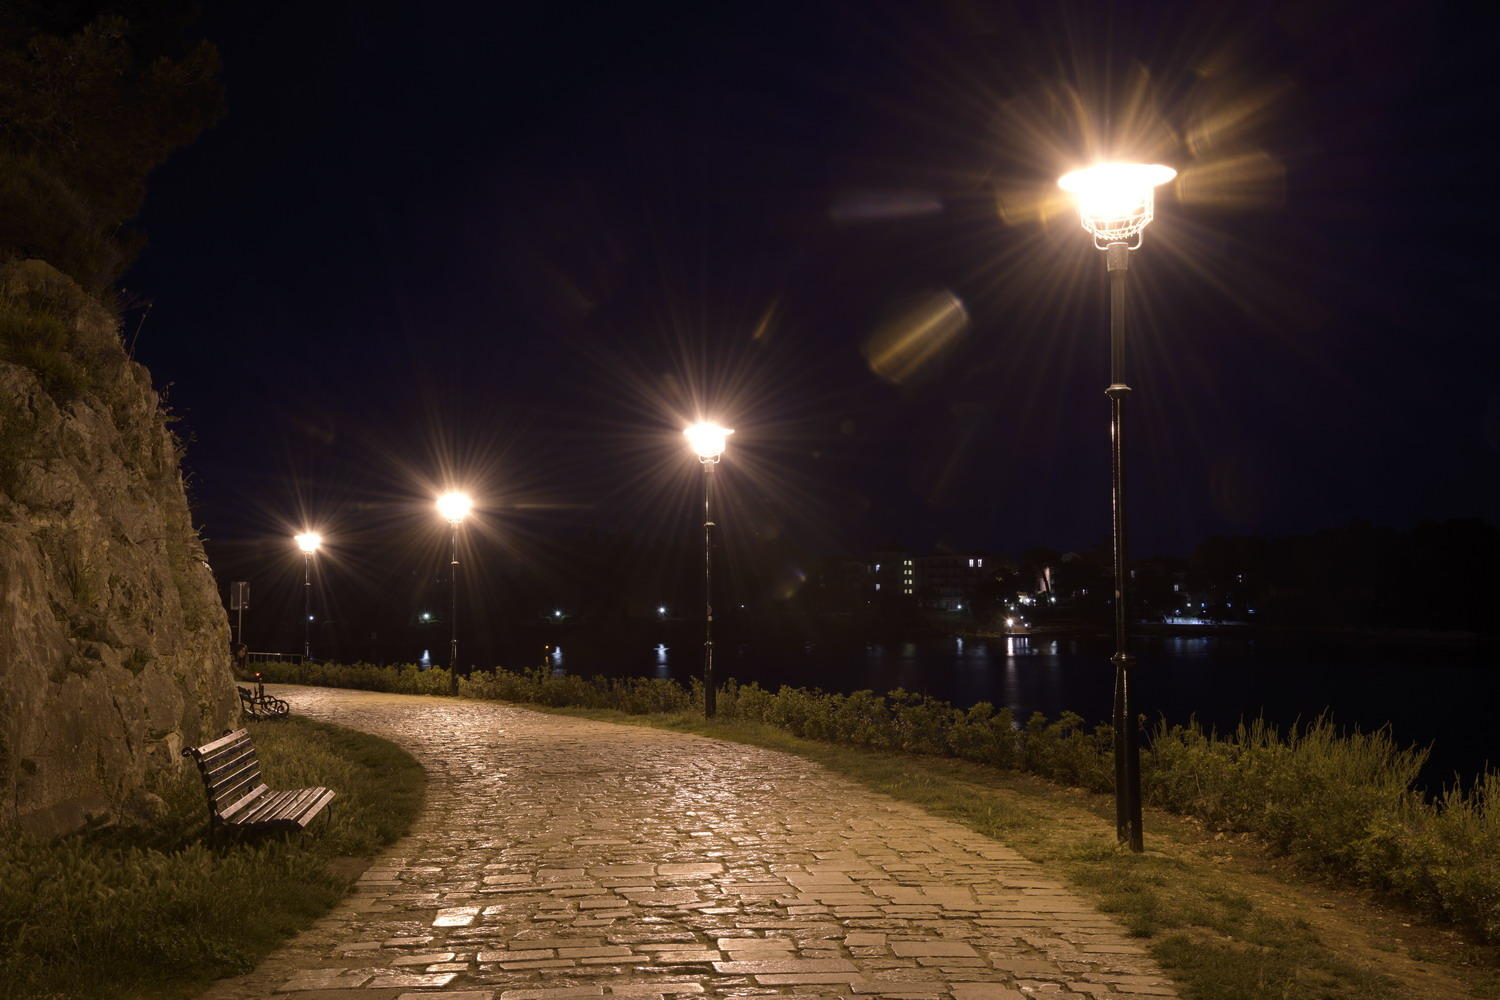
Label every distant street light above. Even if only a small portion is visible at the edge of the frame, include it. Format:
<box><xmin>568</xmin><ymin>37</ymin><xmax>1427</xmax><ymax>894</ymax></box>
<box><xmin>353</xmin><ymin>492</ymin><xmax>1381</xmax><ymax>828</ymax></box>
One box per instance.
<box><xmin>293</xmin><ymin>531</ymin><xmax>322</xmax><ymax>661</ymax></box>
<box><xmin>685</xmin><ymin>421</ymin><xmax>732</xmax><ymax>717</ymax></box>
<box><xmin>436</xmin><ymin>491</ymin><xmax>472</xmax><ymax>695</ymax></box>
<box><xmin>1058</xmin><ymin>160</ymin><xmax>1176</xmax><ymax>852</ymax></box>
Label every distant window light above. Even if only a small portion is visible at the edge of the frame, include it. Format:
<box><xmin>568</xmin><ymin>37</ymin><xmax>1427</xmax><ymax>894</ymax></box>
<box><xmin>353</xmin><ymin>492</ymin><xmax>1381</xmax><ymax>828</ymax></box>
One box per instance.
<box><xmin>968</xmin><ymin>558</ymin><xmax>974</xmax><ymax>567</ymax></box>
<box><xmin>1172</xmin><ymin>583</ymin><xmax>1180</xmax><ymax>592</ymax></box>
<box><xmin>875</xmin><ymin>583</ymin><xmax>881</xmax><ymax>591</ymax></box>
<box><xmin>977</xmin><ymin>558</ymin><xmax>983</xmax><ymax>567</ymax></box>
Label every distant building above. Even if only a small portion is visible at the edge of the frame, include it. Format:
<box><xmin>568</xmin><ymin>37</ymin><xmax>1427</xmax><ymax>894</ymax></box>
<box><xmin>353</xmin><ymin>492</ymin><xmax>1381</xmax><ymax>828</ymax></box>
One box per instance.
<box><xmin>869</xmin><ymin>547</ymin><xmax>914</xmax><ymax>596</ymax></box>
<box><xmin>915</xmin><ymin>552</ymin><xmax>989</xmax><ymax>611</ymax></box>
<box><xmin>865</xmin><ymin>548</ymin><xmax>991</xmax><ymax>609</ymax></box>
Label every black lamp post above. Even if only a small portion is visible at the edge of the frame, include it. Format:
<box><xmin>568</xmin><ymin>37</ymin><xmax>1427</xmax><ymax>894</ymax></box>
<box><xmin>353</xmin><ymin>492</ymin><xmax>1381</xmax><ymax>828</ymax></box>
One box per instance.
<box><xmin>436</xmin><ymin>491</ymin><xmax>473</xmax><ymax>695</ymax></box>
<box><xmin>294</xmin><ymin>532</ymin><xmax>321</xmax><ymax>661</ymax></box>
<box><xmin>1058</xmin><ymin>161</ymin><xmax>1176</xmax><ymax>852</ymax></box>
<box><xmin>684</xmin><ymin>421</ymin><xmax>733</xmax><ymax>718</ymax></box>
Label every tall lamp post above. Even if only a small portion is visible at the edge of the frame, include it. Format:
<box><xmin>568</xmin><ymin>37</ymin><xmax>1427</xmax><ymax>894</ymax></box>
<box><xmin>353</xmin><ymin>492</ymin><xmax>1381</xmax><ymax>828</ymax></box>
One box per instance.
<box><xmin>684</xmin><ymin>422</ymin><xmax>733</xmax><ymax>717</ymax></box>
<box><xmin>436</xmin><ymin>491</ymin><xmax>472</xmax><ymax>695</ymax></box>
<box><xmin>1057</xmin><ymin>161</ymin><xmax>1176</xmax><ymax>852</ymax></box>
<box><xmin>293</xmin><ymin>532</ymin><xmax>322</xmax><ymax>662</ymax></box>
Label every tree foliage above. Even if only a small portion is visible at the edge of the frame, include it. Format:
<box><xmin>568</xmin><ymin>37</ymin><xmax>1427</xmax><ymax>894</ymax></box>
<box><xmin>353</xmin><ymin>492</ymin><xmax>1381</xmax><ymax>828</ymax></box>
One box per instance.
<box><xmin>0</xmin><ymin>1</ymin><xmax>222</xmax><ymax>294</ymax></box>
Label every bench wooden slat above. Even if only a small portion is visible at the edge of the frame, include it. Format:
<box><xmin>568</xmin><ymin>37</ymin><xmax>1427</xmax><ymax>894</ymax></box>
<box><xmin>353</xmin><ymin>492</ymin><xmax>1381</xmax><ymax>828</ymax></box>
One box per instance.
<box><xmin>237</xmin><ymin>786</ymin><xmax>335</xmax><ymax>829</ymax></box>
<box><xmin>200</xmin><ymin>737</ymin><xmax>254</xmax><ymax>771</ymax></box>
<box><xmin>236</xmin><ymin>787</ymin><xmax>299</xmax><ymax>825</ymax></box>
<box><xmin>218</xmin><ymin>783</ymin><xmax>271</xmax><ymax>824</ymax></box>
<box><xmin>206</xmin><ymin>754</ymin><xmax>262</xmax><ymax>797</ymax></box>
<box><xmin>292</xmin><ymin>788</ymin><xmax>337</xmax><ymax>826</ymax></box>
<box><xmin>193</xmin><ymin>728</ymin><xmax>251</xmax><ymax>757</ymax></box>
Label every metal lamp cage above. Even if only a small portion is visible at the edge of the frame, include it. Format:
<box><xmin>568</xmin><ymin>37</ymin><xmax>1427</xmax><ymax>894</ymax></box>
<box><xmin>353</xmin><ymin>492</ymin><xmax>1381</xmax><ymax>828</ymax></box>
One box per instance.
<box><xmin>1077</xmin><ymin>191</ymin><xmax>1156</xmax><ymax>250</ymax></box>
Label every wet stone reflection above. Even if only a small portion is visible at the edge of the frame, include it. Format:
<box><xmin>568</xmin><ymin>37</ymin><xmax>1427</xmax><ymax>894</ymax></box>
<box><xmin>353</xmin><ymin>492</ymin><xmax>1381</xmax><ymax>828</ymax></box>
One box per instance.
<box><xmin>199</xmin><ymin>686</ymin><xmax>1178</xmax><ymax>1000</ymax></box>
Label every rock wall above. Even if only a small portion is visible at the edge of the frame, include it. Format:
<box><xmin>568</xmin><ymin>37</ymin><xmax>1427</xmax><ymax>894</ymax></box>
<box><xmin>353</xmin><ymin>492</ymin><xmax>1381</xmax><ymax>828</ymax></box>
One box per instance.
<box><xmin>0</xmin><ymin>259</ymin><xmax>238</xmax><ymax>837</ymax></box>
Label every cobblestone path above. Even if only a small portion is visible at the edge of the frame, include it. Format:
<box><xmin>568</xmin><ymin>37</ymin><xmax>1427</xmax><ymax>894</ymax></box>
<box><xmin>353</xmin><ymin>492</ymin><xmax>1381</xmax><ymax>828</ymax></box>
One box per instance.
<box><xmin>199</xmin><ymin>686</ymin><xmax>1178</xmax><ymax>1000</ymax></box>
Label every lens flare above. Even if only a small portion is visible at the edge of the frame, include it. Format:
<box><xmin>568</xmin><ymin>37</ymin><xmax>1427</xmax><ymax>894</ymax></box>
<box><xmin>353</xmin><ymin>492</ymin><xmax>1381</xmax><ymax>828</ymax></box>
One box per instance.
<box><xmin>293</xmin><ymin>531</ymin><xmax>322</xmax><ymax>553</ymax></box>
<box><xmin>862</xmin><ymin>290</ymin><xmax>970</xmax><ymax>385</ymax></box>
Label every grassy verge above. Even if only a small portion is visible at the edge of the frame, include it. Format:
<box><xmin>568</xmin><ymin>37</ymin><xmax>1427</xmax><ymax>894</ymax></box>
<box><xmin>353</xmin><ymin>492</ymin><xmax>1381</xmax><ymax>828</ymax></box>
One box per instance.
<box><xmin>0</xmin><ymin>716</ymin><xmax>425</xmax><ymax>1000</ymax></box>
<box><xmin>535</xmin><ymin>705</ymin><xmax>1500</xmax><ymax>1000</ymax></box>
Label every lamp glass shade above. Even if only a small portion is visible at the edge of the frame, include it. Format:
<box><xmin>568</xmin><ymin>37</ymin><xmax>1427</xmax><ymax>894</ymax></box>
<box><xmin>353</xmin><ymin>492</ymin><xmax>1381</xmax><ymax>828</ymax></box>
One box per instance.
<box><xmin>684</xmin><ymin>422</ymin><xmax>733</xmax><ymax>460</ymax></box>
<box><xmin>436</xmin><ymin>491</ymin><xmax>473</xmax><ymax>523</ymax></box>
<box><xmin>1058</xmin><ymin>162</ymin><xmax>1176</xmax><ymax>243</ymax></box>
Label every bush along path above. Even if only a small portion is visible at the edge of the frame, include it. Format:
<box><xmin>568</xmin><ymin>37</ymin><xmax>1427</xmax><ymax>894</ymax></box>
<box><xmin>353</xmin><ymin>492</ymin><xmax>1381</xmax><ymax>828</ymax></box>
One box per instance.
<box><xmin>203</xmin><ymin>685</ymin><xmax>1180</xmax><ymax>1000</ymax></box>
<box><xmin>256</xmin><ymin>660</ymin><xmax>1500</xmax><ymax>951</ymax></box>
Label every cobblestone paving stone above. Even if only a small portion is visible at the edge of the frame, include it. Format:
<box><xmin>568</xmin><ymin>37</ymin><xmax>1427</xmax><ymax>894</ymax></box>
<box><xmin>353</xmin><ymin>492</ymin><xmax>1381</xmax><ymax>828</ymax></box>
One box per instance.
<box><xmin>197</xmin><ymin>686</ymin><xmax>1179</xmax><ymax>1000</ymax></box>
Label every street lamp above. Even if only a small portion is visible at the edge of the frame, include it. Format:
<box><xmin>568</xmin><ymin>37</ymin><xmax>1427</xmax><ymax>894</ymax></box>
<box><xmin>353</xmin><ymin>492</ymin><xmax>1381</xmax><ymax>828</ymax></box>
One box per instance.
<box><xmin>293</xmin><ymin>531</ymin><xmax>321</xmax><ymax>661</ymax></box>
<box><xmin>1058</xmin><ymin>160</ymin><xmax>1176</xmax><ymax>852</ymax></box>
<box><xmin>684</xmin><ymin>421</ymin><xmax>732</xmax><ymax>717</ymax></box>
<box><xmin>436</xmin><ymin>490</ymin><xmax>472</xmax><ymax>695</ymax></box>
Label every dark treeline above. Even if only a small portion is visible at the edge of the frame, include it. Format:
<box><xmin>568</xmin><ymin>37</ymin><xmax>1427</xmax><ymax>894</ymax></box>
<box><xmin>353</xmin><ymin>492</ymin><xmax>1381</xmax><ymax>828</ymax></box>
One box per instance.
<box><xmin>242</xmin><ymin>517</ymin><xmax>1500</xmax><ymax>666</ymax></box>
<box><xmin>1142</xmin><ymin>518</ymin><xmax>1500</xmax><ymax>635</ymax></box>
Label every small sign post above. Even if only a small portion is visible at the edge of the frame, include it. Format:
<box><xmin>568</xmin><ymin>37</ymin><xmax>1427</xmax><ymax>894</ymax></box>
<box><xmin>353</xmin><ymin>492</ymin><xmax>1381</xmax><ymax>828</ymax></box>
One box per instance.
<box><xmin>230</xmin><ymin>581</ymin><xmax>250</xmax><ymax>646</ymax></box>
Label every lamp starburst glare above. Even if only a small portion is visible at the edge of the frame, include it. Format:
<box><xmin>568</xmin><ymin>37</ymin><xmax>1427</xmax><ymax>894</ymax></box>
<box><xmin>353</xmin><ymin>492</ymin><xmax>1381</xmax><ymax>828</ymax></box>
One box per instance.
<box><xmin>684</xmin><ymin>422</ymin><xmax>733</xmax><ymax>461</ymax></box>
<box><xmin>436</xmin><ymin>491</ymin><xmax>473</xmax><ymax>523</ymax></box>
<box><xmin>294</xmin><ymin>531</ymin><xmax>322</xmax><ymax>553</ymax></box>
<box><xmin>1058</xmin><ymin>162</ymin><xmax>1177</xmax><ymax>248</ymax></box>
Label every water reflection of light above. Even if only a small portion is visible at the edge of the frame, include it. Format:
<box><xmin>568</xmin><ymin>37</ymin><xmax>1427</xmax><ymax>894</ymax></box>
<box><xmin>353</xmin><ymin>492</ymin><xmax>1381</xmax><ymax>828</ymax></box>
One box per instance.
<box><xmin>956</xmin><ymin>636</ymin><xmax>964</xmax><ymax>653</ymax></box>
<box><xmin>550</xmin><ymin>646</ymin><xmax>564</xmax><ymax>670</ymax></box>
<box><xmin>655</xmin><ymin>643</ymin><xmax>669</xmax><ymax>664</ymax></box>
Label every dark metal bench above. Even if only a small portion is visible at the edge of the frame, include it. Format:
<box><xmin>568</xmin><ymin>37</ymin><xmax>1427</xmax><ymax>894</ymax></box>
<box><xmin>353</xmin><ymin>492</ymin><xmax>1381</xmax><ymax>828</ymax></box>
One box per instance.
<box><xmin>181</xmin><ymin>728</ymin><xmax>335</xmax><ymax>834</ymax></box>
<box><xmin>237</xmin><ymin>684</ymin><xmax>289</xmax><ymax>720</ymax></box>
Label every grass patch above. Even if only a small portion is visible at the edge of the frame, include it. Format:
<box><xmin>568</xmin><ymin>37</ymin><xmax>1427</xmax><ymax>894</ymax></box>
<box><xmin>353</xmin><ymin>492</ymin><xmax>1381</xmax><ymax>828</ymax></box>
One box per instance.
<box><xmin>0</xmin><ymin>716</ymin><xmax>424</xmax><ymax>1000</ymax></box>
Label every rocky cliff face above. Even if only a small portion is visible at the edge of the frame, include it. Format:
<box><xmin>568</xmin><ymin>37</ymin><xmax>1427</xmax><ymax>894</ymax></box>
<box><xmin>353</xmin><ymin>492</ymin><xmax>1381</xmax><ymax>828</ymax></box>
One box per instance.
<box><xmin>0</xmin><ymin>259</ymin><xmax>237</xmax><ymax>837</ymax></box>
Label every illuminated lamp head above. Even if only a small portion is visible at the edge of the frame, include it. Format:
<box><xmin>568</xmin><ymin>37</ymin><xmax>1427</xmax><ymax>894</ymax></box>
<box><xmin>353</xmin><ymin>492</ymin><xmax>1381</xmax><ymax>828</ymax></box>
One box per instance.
<box><xmin>436</xmin><ymin>491</ymin><xmax>473</xmax><ymax>524</ymax></box>
<box><xmin>1058</xmin><ymin>162</ymin><xmax>1177</xmax><ymax>249</ymax></box>
<box><xmin>684</xmin><ymin>422</ymin><xmax>733</xmax><ymax>463</ymax></box>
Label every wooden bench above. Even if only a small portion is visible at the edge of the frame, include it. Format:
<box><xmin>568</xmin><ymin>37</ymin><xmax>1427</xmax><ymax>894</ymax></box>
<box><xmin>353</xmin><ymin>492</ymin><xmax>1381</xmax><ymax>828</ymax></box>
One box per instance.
<box><xmin>237</xmin><ymin>684</ymin><xmax>289</xmax><ymax>720</ymax></box>
<box><xmin>181</xmin><ymin>729</ymin><xmax>335</xmax><ymax>834</ymax></box>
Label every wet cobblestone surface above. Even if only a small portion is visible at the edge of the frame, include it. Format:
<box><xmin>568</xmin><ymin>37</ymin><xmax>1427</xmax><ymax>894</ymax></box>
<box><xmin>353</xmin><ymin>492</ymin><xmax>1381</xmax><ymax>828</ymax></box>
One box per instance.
<box><xmin>197</xmin><ymin>686</ymin><xmax>1178</xmax><ymax>1000</ymax></box>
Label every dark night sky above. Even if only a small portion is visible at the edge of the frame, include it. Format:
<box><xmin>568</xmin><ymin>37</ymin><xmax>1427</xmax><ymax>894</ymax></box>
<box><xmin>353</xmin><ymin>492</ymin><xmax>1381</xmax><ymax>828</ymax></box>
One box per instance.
<box><xmin>124</xmin><ymin>1</ymin><xmax>1496</xmax><ymax>642</ymax></box>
